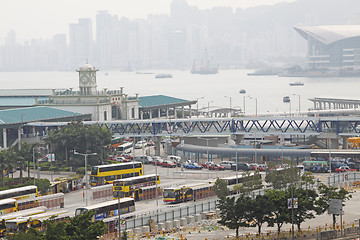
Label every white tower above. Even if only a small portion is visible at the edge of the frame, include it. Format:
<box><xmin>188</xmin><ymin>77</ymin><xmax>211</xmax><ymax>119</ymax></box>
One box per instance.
<box><xmin>76</xmin><ymin>63</ymin><xmax>98</xmax><ymax>95</ymax></box>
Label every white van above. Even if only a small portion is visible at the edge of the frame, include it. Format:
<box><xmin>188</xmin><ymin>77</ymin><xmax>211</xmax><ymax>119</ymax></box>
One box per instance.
<box><xmin>220</xmin><ymin>161</ymin><xmax>234</xmax><ymax>170</ymax></box>
<box><xmin>135</xmin><ymin>155</ymin><xmax>152</xmax><ymax>164</ymax></box>
<box><xmin>167</xmin><ymin>155</ymin><xmax>181</xmax><ymax>166</ymax></box>
<box><xmin>135</xmin><ymin>140</ymin><xmax>147</xmax><ymax>149</ymax></box>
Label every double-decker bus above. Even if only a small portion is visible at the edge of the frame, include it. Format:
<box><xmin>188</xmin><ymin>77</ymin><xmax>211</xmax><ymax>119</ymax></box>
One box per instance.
<box><xmin>5</xmin><ymin>209</ymin><xmax>69</xmax><ymax>233</ymax></box>
<box><xmin>163</xmin><ymin>183</ymin><xmax>214</xmax><ymax>204</ymax></box>
<box><xmin>0</xmin><ymin>206</ymin><xmax>47</xmax><ymax>236</ymax></box>
<box><xmin>74</xmin><ymin>198</ymin><xmax>135</xmax><ymax>221</ymax></box>
<box><xmin>0</xmin><ymin>199</ymin><xmax>17</xmax><ymax>215</ymax></box>
<box><xmin>90</xmin><ymin>162</ymin><xmax>143</xmax><ymax>186</ymax></box>
<box><xmin>0</xmin><ymin>186</ymin><xmax>38</xmax><ymax>201</ymax></box>
<box><xmin>113</xmin><ymin>174</ymin><xmax>160</xmax><ymax>201</ymax></box>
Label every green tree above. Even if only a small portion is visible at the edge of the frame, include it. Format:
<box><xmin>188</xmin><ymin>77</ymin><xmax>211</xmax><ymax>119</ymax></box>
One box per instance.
<box><xmin>264</xmin><ymin>189</ymin><xmax>289</xmax><ymax>234</ymax></box>
<box><xmin>45</xmin><ymin>122</ymin><xmax>112</xmax><ymax>167</ymax></box>
<box><xmin>265</xmin><ymin>166</ymin><xmax>301</xmax><ymax>189</ymax></box>
<box><xmin>247</xmin><ymin>194</ymin><xmax>272</xmax><ymax>234</ymax></box>
<box><xmin>8</xmin><ymin>227</ymin><xmax>43</xmax><ymax>240</ymax></box>
<box><xmin>212</xmin><ymin>178</ymin><xmax>229</xmax><ymax>198</ymax></box>
<box><xmin>300</xmin><ymin>171</ymin><xmax>316</xmax><ymax>189</ymax></box>
<box><xmin>234</xmin><ymin>171</ymin><xmax>263</xmax><ymax>195</ymax></box>
<box><xmin>316</xmin><ymin>183</ymin><xmax>352</xmax><ymax>228</ymax></box>
<box><xmin>289</xmin><ymin>187</ymin><xmax>320</xmax><ymax>231</ymax></box>
<box><xmin>217</xmin><ymin>195</ymin><xmax>250</xmax><ymax>238</ymax></box>
<box><xmin>16</xmin><ymin>142</ymin><xmax>33</xmax><ymax>180</ymax></box>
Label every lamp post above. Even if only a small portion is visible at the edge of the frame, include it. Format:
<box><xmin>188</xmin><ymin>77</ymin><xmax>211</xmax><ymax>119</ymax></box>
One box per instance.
<box><xmin>32</xmin><ymin>146</ymin><xmax>47</xmax><ymax>184</ymax></box>
<box><xmin>239</xmin><ymin>90</ymin><xmax>246</xmax><ymax>115</ymax></box>
<box><xmin>207</xmin><ymin>101</ymin><xmax>213</xmax><ymax>117</ymax></box>
<box><xmin>196</xmin><ymin>97</ymin><xmax>204</xmax><ymax>118</ymax></box>
<box><xmin>248</xmin><ymin>96</ymin><xmax>258</xmax><ymax>117</ymax></box>
<box><xmin>74</xmin><ymin>150</ymin><xmax>97</xmax><ymax>206</ymax></box>
<box><xmin>224</xmin><ymin>96</ymin><xmax>232</xmax><ymax>117</ymax></box>
<box><xmin>292</xmin><ymin>94</ymin><xmax>301</xmax><ymax>116</ymax></box>
<box><xmin>201</xmin><ymin>137</ymin><xmax>218</xmax><ymax>179</ymax></box>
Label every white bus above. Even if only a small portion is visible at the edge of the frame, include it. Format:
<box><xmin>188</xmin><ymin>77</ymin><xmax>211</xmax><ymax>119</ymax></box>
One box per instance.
<box><xmin>117</xmin><ymin>142</ymin><xmax>133</xmax><ymax>154</ymax></box>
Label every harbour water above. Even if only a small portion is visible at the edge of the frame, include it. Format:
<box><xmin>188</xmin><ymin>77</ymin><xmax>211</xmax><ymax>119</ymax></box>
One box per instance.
<box><xmin>0</xmin><ymin>69</ymin><xmax>359</xmax><ymax>116</ymax></box>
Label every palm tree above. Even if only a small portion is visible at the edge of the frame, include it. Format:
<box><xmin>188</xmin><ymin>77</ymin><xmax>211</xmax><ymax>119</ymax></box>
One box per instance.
<box><xmin>16</xmin><ymin>142</ymin><xmax>33</xmax><ymax>181</ymax></box>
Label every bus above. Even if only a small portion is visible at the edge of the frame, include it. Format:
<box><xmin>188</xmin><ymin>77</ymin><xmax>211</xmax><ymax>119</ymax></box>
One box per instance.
<box><xmin>74</xmin><ymin>198</ymin><xmax>135</xmax><ymax>221</ymax></box>
<box><xmin>303</xmin><ymin>161</ymin><xmax>329</xmax><ymax>173</ymax></box>
<box><xmin>117</xmin><ymin>142</ymin><xmax>133</xmax><ymax>154</ymax></box>
<box><xmin>163</xmin><ymin>183</ymin><xmax>214</xmax><ymax>204</ymax></box>
<box><xmin>0</xmin><ymin>199</ymin><xmax>17</xmax><ymax>215</ymax></box>
<box><xmin>90</xmin><ymin>162</ymin><xmax>143</xmax><ymax>186</ymax></box>
<box><xmin>113</xmin><ymin>174</ymin><xmax>160</xmax><ymax>201</ymax></box>
<box><xmin>5</xmin><ymin>209</ymin><xmax>69</xmax><ymax>233</ymax></box>
<box><xmin>0</xmin><ymin>186</ymin><xmax>38</xmax><ymax>201</ymax></box>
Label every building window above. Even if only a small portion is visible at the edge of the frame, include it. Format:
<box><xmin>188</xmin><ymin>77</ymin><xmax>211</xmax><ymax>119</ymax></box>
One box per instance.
<box><xmin>104</xmin><ymin>111</ymin><xmax>107</xmax><ymax>121</ymax></box>
<box><xmin>132</xmin><ymin>108</ymin><xmax>135</xmax><ymax>119</ymax></box>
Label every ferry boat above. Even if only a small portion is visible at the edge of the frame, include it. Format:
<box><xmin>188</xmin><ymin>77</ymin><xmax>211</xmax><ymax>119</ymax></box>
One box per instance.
<box><xmin>155</xmin><ymin>73</ymin><xmax>173</xmax><ymax>78</ymax></box>
<box><xmin>239</xmin><ymin>89</ymin><xmax>246</xmax><ymax>94</ymax></box>
<box><xmin>289</xmin><ymin>82</ymin><xmax>304</xmax><ymax>86</ymax></box>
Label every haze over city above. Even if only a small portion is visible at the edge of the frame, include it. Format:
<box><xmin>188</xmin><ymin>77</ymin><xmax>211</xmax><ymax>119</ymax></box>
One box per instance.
<box><xmin>2</xmin><ymin>0</ymin><xmax>295</xmax><ymax>41</ymax></box>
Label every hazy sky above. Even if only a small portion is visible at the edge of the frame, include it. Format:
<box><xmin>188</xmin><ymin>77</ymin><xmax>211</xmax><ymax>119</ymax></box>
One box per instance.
<box><xmin>1</xmin><ymin>0</ymin><xmax>295</xmax><ymax>42</ymax></box>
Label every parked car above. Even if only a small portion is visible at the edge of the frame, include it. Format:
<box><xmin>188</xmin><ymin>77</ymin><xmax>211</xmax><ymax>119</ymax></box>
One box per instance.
<box><xmin>202</xmin><ymin>162</ymin><xmax>214</xmax><ymax>168</ymax></box>
<box><xmin>220</xmin><ymin>161</ymin><xmax>234</xmax><ymax>170</ymax></box>
<box><xmin>208</xmin><ymin>163</ymin><xmax>225</xmax><ymax>171</ymax></box>
<box><xmin>135</xmin><ymin>155</ymin><xmax>152</xmax><ymax>164</ymax></box>
<box><xmin>115</xmin><ymin>156</ymin><xmax>127</xmax><ymax>162</ymax></box>
<box><xmin>249</xmin><ymin>163</ymin><xmax>259</xmax><ymax>170</ymax></box>
<box><xmin>256</xmin><ymin>164</ymin><xmax>267</xmax><ymax>172</ymax></box>
<box><xmin>231</xmin><ymin>162</ymin><xmax>251</xmax><ymax>171</ymax></box>
<box><xmin>135</xmin><ymin>140</ymin><xmax>147</xmax><ymax>149</ymax></box>
<box><xmin>184</xmin><ymin>162</ymin><xmax>203</xmax><ymax>170</ymax></box>
<box><xmin>152</xmin><ymin>156</ymin><xmax>164</xmax><ymax>166</ymax></box>
<box><xmin>119</xmin><ymin>153</ymin><xmax>133</xmax><ymax>160</ymax></box>
<box><xmin>162</xmin><ymin>160</ymin><xmax>177</xmax><ymax>168</ymax></box>
<box><xmin>167</xmin><ymin>155</ymin><xmax>182</xmax><ymax>167</ymax></box>
<box><xmin>147</xmin><ymin>140</ymin><xmax>155</xmax><ymax>146</ymax></box>
<box><xmin>335</xmin><ymin>166</ymin><xmax>356</xmax><ymax>173</ymax></box>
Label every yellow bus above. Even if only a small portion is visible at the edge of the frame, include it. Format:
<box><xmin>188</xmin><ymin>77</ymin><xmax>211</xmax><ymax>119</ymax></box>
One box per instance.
<box><xmin>0</xmin><ymin>186</ymin><xmax>38</xmax><ymax>201</ymax></box>
<box><xmin>90</xmin><ymin>162</ymin><xmax>143</xmax><ymax>186</ymax></box>
<box><xmin>113</xmin><ymin>174</ymin><xmax>160</xmax><ymax>201</ymax></box>
<box><xmin>75</xmin><ymin>198</ymin><xmax>135</xmax><ymax>221</ymax></box>
<box><xmin>0</xmin><ymin>199</ymin><xmax>17</xmax><ymax>215</ymax></box>
<box><xmin>0</xmin><ymin>206</ymin><xmax>47</xmax><ymax>237</ymax></box>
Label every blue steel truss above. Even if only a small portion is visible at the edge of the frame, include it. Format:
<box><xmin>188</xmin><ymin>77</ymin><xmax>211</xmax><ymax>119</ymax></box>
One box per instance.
<box><xmin>86</xmin><ymin>117</ymin><xmax>360</xmax><ymax>137</ymax></box>
<box><xmin>25</xmin><ymin>117</ymin><xmax>360</xmax><ymax>137</ymax></box>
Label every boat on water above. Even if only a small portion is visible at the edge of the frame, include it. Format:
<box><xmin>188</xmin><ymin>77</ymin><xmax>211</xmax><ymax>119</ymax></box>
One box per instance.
<box><xmin>289</xmin><ymin>82</ymin><xmax>304</xmax><ymax>86</ymax></box>
<box><xmin>136</xmin><ymin>72</ymin><xmax>154</xmax><ymax>75</ymax></box>
<box><xmin>239</xmin><ymin>89</ymin><xmax>246</xmax><ymax>94</ymax></box>
<box><xmin>155</xmin><ymin>73</ymin><xmax>173</xmax><ymax>78</ymax></box>
<box><xmin>283</xmin><ymin>96</ymin><xmax>290</xmax><ymax>103</ymax></box>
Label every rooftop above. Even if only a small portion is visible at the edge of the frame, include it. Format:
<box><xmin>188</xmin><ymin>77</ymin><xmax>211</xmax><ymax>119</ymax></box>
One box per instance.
<box><xmin>294</xmin><ymin>25</ymin><xmax>360</xmax><ymax>45</ymax></box>
<box><xmin>138</xmin><ymin>95</ymin><xmax>196</xmax><ymax>109</ymax></box>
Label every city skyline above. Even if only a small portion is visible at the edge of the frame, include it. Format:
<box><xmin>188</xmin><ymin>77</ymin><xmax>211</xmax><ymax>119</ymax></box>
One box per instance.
<box><xmin>1</xmin><ymin>0</ymin><xmax>295</xmax><ymax>42</ymax></box>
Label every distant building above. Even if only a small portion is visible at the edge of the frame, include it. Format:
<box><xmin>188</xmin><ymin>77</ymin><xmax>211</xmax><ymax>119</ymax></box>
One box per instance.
<box><xmin>294</xmin><ymin>25</ymin><xmax>360</xmax><ymax>68</ymax></box>
<box><xmin>36</xmin><ymin>63</ymin><xmax>139</xmax><ymax>121</ymax></box>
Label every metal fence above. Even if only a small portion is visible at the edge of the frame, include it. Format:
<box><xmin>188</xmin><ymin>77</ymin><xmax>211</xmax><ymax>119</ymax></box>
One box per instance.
<box><xmin>328</xmin><ymin>172</ymin><xmax>360</xmax><ymax>186</ymax></box>
<box><xmin>123</xmin><ymin>199</ymin><xmax>217</xmax><ymax>230</ymax></box>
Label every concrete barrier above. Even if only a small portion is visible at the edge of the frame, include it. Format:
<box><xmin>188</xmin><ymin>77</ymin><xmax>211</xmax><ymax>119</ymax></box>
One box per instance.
<box><xmin>201</xmin><ymin>212</ymin><xmax>207</xmax><ymax>219</ymax></box>
<box><xmin>158</xmin><ymin>222</ymin><xmax>165</xmax><ymax>230</ymax></box>
<box><xmin>133</xmin><ymin>227</ymin><xmax>142</xmax><ymax>235</ymax></box>
<box><xmin>165</xmin><ymin>221</ymin><xmax>173</xmax><ymax>229</ymax></box>
<box><xmin>180</xmin><ymin>218</ymin><xmax>187</xmax><ymax>226</ymax></box>
<box><xmin>187</xmin><ymin>216</ymin><xmax>195</xmax><ymax>224</ymax></box>
<box><xmin>195</xmin><ymin>214</ymin><xmax>202</xmax><ymax>222</ymax></box>
<box><xmin>141</xmin><ymin>225</ymin><xmax>150</xmax><ymax>233</ymax></box>
<box><xmin>173</xmin><ymin>219</ymin><xmax>180</xmax><ymax>228</ymax></box>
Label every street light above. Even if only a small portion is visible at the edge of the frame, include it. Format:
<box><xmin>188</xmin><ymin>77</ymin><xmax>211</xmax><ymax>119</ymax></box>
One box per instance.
<box><xmin>292</xmin><ymin>94</ymin><xmax>301</xmax><ymax>116</ymax></box>
<box><xmin>239</xmin><ymin>90</ymin><xmax>246</xmax><ymax>115</ymax></box>
<box><xmin>74</xmin><ymin>150</ymin><xmax>97</xmax><ymax>206</ymax></box>
<box><xmin>248</xmin><ymin>96</ymin><xmax>258</xmax><ymax>117</ymax></box>
<box><xmin>207</xmin><ymin>101</ymin><xmax>213</xmax><ymax>117</ymax></box>
<box><xmin>224</xmin><ymin>96</ymin><xmax>232</xmax><ymax>117</ymax></box>
<box><xmin>200</xmin><ymin>137</ymin><xmax>218</xmax><ymax>179</ymax></box>
<box><xmin>32</xmin><ymin>146</ymin><xmax>47</xmax><ymax>185</ymax></box>
<box><xmin>196</xmin><ymin>97</ymin><xmax>204</xmax><ymax>118</ymax></box>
